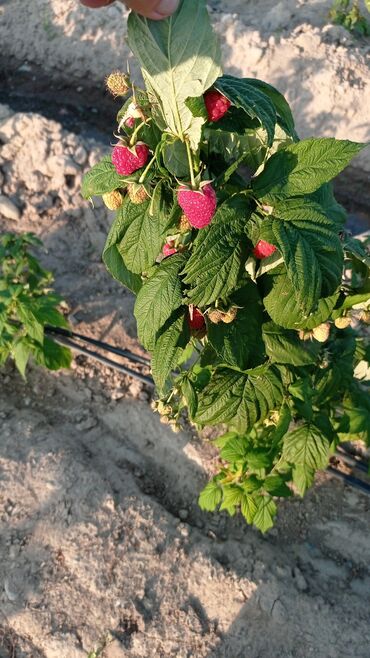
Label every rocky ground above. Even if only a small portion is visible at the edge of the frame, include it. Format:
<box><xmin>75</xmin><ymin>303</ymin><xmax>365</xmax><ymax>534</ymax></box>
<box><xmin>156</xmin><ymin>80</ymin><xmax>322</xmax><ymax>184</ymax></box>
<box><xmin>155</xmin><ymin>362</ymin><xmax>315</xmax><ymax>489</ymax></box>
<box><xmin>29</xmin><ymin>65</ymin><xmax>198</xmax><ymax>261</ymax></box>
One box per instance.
<box><xmin>0</xmin><ymin>1</ymin><xmax>370</xmax><ymax>657</ymax></box>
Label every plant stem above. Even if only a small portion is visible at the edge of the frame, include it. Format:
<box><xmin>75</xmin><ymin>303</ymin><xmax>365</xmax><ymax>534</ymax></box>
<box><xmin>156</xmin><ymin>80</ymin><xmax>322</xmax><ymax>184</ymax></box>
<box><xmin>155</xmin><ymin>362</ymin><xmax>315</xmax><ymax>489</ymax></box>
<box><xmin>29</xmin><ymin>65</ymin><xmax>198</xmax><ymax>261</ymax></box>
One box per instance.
<box><xmin>185</xmin><ymin>140</ymin><xmax>196</xmax><ymax>189</ymax></box>
<box><xmin>129</xmin><ymin>120</ymin><xmax>148</xmax><ymax>146</ymax></box>
<box><xmin>139</xmin><ymin>155</ymin><xmax>156</xmax><ymax>184</ymax></box>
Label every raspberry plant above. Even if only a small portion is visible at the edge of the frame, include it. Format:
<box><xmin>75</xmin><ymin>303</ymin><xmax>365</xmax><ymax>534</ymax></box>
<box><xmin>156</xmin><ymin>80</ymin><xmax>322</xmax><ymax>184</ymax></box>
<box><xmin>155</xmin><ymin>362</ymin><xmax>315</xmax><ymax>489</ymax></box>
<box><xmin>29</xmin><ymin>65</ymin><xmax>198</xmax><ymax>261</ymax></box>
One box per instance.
<box><xmin>0</xmin><ymin>232</ymin><xmax>71</xmax><ymax>377</ymax></box>
<box><xmin>329</xmin><ymin>0</ymin><xmax>370</xmax><ymax>36</ymax></box>
<box><xmin>83</xmin><ymin>0</ymin><xmax>370</xmax><ymax>532</ymax></box>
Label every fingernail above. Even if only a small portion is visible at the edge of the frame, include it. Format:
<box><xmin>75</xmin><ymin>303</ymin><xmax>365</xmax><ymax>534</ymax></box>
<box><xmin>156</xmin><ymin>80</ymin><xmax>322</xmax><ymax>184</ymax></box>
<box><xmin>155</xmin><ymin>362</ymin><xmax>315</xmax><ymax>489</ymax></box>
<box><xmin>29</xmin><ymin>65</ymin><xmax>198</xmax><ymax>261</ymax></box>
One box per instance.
<box><xmin>154</xmin><ymin>0</ymin><xmax>179</xmax><ymax>17</ymax></box>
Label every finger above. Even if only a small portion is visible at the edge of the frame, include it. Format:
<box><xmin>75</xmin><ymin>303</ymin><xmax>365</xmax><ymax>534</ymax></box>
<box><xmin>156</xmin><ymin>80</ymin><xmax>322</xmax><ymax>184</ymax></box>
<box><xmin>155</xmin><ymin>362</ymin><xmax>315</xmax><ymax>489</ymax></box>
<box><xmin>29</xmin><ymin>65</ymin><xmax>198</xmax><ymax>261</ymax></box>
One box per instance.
<box><xmin>80</xmin><ymin>0</ymin><xmax>115</xmax><ymax>7</ymax></box>
<box><xmin>125</xmin><ymin>0</ymin><xmax>179</xmax><ymax>19</ymax></box>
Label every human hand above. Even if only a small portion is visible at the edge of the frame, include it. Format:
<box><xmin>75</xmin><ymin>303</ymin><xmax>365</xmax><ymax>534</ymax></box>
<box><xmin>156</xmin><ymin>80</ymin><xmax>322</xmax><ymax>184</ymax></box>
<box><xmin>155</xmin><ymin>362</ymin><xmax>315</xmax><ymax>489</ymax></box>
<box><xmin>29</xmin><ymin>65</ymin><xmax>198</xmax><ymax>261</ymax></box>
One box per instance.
<box><xmin>80</xmin><ymin>0</ymin><xmax>179</xmax><ymax>20</ymax></box>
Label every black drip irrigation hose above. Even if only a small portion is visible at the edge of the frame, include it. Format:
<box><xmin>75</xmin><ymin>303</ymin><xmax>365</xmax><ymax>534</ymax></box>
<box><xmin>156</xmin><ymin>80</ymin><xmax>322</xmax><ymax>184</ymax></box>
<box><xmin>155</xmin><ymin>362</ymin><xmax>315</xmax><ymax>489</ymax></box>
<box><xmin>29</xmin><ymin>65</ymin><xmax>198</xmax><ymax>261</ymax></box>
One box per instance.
<box><xmin>45</xmin><ymin>327</ymin><xmax>154</xmax><ymax>387</ymax></box>
<box><xmin>45</xmin><ymin>325</ymin><xmax>370</xmax><ymax>495</ymax></box>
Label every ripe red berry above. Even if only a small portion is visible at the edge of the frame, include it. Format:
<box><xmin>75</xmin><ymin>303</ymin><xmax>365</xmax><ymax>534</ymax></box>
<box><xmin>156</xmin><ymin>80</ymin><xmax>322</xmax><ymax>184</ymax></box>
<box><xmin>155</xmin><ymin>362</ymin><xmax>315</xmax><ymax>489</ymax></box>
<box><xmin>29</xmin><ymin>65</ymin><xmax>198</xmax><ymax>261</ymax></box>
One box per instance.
<box><xmin>177</xmin><ymin>184</ymin><xmax>217</xmax><ymax>229</ymax></box>
<box><xmin>204</xmin><ymin>89</ymin><xmax>231</xmax><ymax>122</ymax></box>
<box><xmin>112</xmin><ymin>142</ymin><xmax>149</xmax><ymax>176</ymax></box>
<box><xmin>253</xmin><ymin>240</ymin><xmax>277</xmax><ymax>259</ymax></box>
<box><xmin>162</xmin><ymin>243</ymin><xmax>177</xmax><ymax>258</ymax></box>
<box><xmin>188</xmin><ymin>308</ymin><xmax>205</xmax><ymax>331</ymax></box>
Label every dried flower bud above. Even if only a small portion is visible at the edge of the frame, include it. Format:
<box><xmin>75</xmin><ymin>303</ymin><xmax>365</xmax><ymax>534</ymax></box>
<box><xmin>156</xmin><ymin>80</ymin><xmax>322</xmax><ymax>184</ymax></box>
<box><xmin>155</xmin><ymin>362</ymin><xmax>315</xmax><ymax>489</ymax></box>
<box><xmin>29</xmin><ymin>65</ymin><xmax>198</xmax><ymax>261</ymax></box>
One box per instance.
<box><xmin>106</xmin><ymin>71</ymin><xmax>130</xmax><ymax>97</ymax></box>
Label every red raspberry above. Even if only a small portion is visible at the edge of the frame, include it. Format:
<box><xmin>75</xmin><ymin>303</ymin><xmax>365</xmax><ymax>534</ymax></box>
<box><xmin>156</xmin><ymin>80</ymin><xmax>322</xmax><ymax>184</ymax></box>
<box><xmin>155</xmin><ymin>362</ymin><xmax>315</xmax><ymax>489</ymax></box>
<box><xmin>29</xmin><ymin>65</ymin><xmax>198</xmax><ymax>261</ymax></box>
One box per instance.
<box><xmin>177</xmin><ymin>184</ymin><xmax>217</xmax><ymax>229</ymax></box>
<box><xmin>188</xmin><ymin>308</ymin><xmax>205</xmax><ymax>331</ymax></box>
<box><xmin>253</xmin><ymin>240</ymin><xmax>277</xmax><ymax>259</ymax></box>
<box><xmin>125</xmin><ymin>117</ymin><xmax>136</xmax><ymax>129</ymax></box>
<box><xmin>162</xmin><ymin>243</ymin><xmax>177</xmax><ymax>258</ymax></box>
<box><xmin>112</xmin><ymin>142</ymin><xmax>149</xmax><ymax>176</ymax></box>
<box><xmin>204</xmin><ymin>89</ymin><xmax>231</xmax><ymax>122</ymax></box>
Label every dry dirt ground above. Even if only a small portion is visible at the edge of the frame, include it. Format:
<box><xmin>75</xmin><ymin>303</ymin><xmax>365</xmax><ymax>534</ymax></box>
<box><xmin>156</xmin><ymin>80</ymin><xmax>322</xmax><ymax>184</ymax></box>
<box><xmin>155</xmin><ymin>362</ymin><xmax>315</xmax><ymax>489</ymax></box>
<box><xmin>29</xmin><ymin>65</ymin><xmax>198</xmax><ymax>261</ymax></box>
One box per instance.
<box><xmin>0</xmin><ymin>1</ymin><xmax>370</xmax><ymax>657</ymax></box>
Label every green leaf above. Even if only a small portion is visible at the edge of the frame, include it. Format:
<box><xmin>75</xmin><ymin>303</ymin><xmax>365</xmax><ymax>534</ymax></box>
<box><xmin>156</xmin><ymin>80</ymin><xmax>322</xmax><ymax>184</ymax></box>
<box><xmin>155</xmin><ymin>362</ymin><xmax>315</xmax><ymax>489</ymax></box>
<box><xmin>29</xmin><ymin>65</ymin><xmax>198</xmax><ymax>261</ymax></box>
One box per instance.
<box><xmin>34</xmin><ymin>337</ymin><xmax>72</xmax><ymax>371</ymax></box>
<box><xmin>253</xmin><ymin>496</ymin><xmax>277</xmax><ymax>533</ymax></box>
<box><xmin>127</xmin><ymin>0</ymin><xmax>222</xmax><ymax>150</ymax></box>
<box><xmin>207</xmin><ymin>282</ymin><xmax>265</xmax><ymax>370</ymax></box>
<box><xmin>283</xmin><ymin>423</ymin><xmax>330</xmax><ymax>480</ymax></box>
<box><xmin>119</xmin><ymin>194</ymin><xmax>169</xmax><ymax>274</ymax></box>
<box><xmin>219</xmin><ymin>485</ymin><xmax>244</xmax><ymax>513</ymax></box>
<box><xmin>314</xmin><ymin>333</ymin><xmax>356</xmax><ymax>406</ymax></box>
<box><xmin>260</xmin><ymin>198</ymin><xmax>343</xmax><ymax>313</ymax></box>
<box><xmin>243</xmin><ymin>78</ymin><xmax>296</xmax><ymax>137</ymax></box>
<box><xmin>151</xmin><ymin>307</ymin><xmax>190</xmax><ymax>392</ymax></box>
<box><xmin>204</xmin><ymin>124</ymin><xmax>266</xmax><ymax>170</ymax></box>
<box><xmin>162</xmin><ymin>139</ymin><xmax>190</xmax><ymax>178</ymax></box>
<box><xmin>185</xmin><ymin>95</ymin><xmax>208</xmax><ymax>120</ymax></box>
<box><xmin>342</xmin><ymin>386</ymin><xmax>370</xmax><ymax>443</ymax></box>
<box><xmin>12</xmin><ymin>340</ymin><xmax>31</xmax><ymax>378</ymax></box>
<box><xmin>215</xmin><ymin>75</ymin><xmax>276</xmax><ymax>146</ymax></box>
<box><xmin>263</xmin><ymin>321</ymin><xmax>320</xmax><ymax>366</ymax></box>
<box><xmin>183</xmin><ymin>196</ymin><xmax>250</xmax><ymax>307</ymax></box>
<box><xmin>134</xmin><ymin>254</ymin><xmax>185</xmax><ymax>350</ymax></box>
<box><xmin>292</xmin><ymin>464</ymin><xmax>315</xmax><ymax>497</ymax></box>
<box><xmin>182</xmin><ymin>377</ymin><xmax>198</xmax><ymax>419</ymax></box>
<box><xmin>102</xmin><ymin>202</ymin><xmax>143</xmax><ymax>294</ymax></box>
<box><xmin>198</xmin><ymin>478</ymin><xmax>222</xmax><ymax>512</ymax></box>
<box><xmin>241</xmin><ymin>493</ymin><xmax>258</xmax><ymax>524</ymax></box>
<box><xmin>310</xmin><ymin>183</ymin><xmax>347</xmax><ymax>226</ymax></box>
<box><xmin>195</xmin><ymin>364</ymin><xmax>283</xmax><ymax>433</ymax></box>
<box><xmin>220</xmin><ymin>435</ymin><xmax>250</xmax><ymax>463</ymax></box>
<box><xmin>264</xmin><ymin>474</ymin><xmax>292</xmax><ymax>497</ymax></box>
<box><xmin>253</xmin><ymin>138</ymin><xmax>365</xmax><ymax>199</ymax></box>
<box><xmin>262</xmin><ymin>267</ymin><xmax>339</xmax><ymax>330</ymax></box>
<box><xmin>81</xmin><ymin>155</ymin><xmax>122</xmax><ymax>199</ymax></box>
<box><xmin>245</xmin><ymin>449</ymin><xmax>272</xmax><ymax>470</ymax></box>
<box><xmin>16</xmin><ymin>305</ymin><xmax>44</xmax><ymax>344</ymax></box>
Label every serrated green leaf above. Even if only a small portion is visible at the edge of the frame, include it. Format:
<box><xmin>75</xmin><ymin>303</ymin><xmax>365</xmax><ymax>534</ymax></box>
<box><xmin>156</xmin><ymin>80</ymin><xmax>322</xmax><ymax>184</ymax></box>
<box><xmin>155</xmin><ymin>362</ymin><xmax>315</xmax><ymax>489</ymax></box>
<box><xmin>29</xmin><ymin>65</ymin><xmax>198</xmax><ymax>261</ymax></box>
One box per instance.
<box><xmin>240</xmin><ymin>493</ymin><xmax>258</xmax><ymax>524</ymax></box>
<box><xmin>195</xmin><ymin>364</ymin><xmax>283</xmax><ymax>433</ymax></box>
<box><xmin>292</xmin><ymin>464</ymin><xmax>315</xmax><ymax>497</ymax></box>
<box><xmin>264</xmin><ymin>474</ymin><xmax>292</xmax><ymax>497</ymax></box>
<box><xmin>34</xmin><ymin>337</ymin><xmax>72</xmax><ymax>371</ymax></box>
<box><xmin>119</xmin><ymin>195</ymin><xmax>169</xmax><ymax>274</ymax></box>
<box><xmin>185</xmin><ymin>95</ymin><xmax>208</xmax><ymax>120</ymax></box>
<box><xmin>243</xmin><ymin>78</ymin><xmax>296</xmax><ymax>137</ymax></box>
<box><xmin>215</xmin><ymin>75</ymin><xmax>276</xmax><ymax>146</ymax></box>
<box><xmin>313</xmin><ymin>332</ymin><xmax>356</xmax><ymax>405</ymax></box>
<box><xmin>220</xmin><ymin>436</ymin><xmax>250</xmax><ymax>463</ymax></box>
<box><xmin>151</xmin><ymin>307</ymin><xmax>190</xmax><ymax>392</ymax></box>
<box><xmin>204</xmin><ymin>124</ymin><xmax>266</xmax><ymax>170</ymax></box>
<box><xmin>263</xmin><ymin>321</ymin><xmax>320</xmax><ymax>366</ymax></box>
<box><xmin>343</xmin><ymin>235</ymin><xmax>370</xmax><ymax>268</ymax></box>
<box><xmin>310</xmin><ymin>183</ymin><xmax>347</xmax><ymax>226</ymax></box>
<box><xmin>342</xmin><ymin>386</ymin><xmax>370</xmax><ymax>443</ymax></box>
<box><xmin>253</xmin><ymin>138</ymin><xmax>365</xmax><ymax>199</ymax></box>
<box><xmin>198</xmin><ymin>478</ymin><xmax>222</xmax><ymax>511</ymax></box>
<box><xmin>259</xmin><ymin>199</ymin><xmax>343</xmax><ymax>314</ymax></box>
<box><xmin>182</xmin><ymin>377</ymin><xmax>198</xmax><ymax>419</ymax></box>
<box><xmin>162</xmin><ymin>139</ymin><xmax>189</xmax><ymax>178</ymax></box>
<box><xmin>220</xmin><ymin>485</ymin><xmax>244</xmax><ymax>512</ymax></box>
<box><xmin>12</xmin><ymin>340</ymin><xmax>31</xmax><ymax>378</ymax></box>
<box><xmin>283</xmin><ymin>423</ymin><xmax>330</xmax><ymax>476</ymax></box>
<box><xmin>81</xmin><ymin>155</ymin><xmax>122</xmax><ymax>199</ymax></box>
<box><xmin>262</xmin><ymin>267</ymin><xmax>339</xmax><ymax>330</ymax></box>
<box><xmin>16</xmin><ymin>305</ymin><xmax>44</xmax><ymax>344</ymax></box>
<box><xmin>102</xmin><ymin>203</ymin><xmax>143</xmax><ymax>294</ymax></box>
<box><xmin>207</xmin><ymin>282</ymin><xmax>265</xmax><ymax>370</ymax></box>
<box><xmin>253</xmin><ymin>496</ymin><xmax>277</xmax><ymax>533</ymax></box>
<box><xmin>134</xmin><ymin>254</ymin><xmax>185</xmax><ymax>350</ymax></box>
<box><xmin>127</xmin><ymin>0</ymin><xmax>222</xmax><ymax>150</ymax></box>
<box><xmin>183</xmin><ymin>196</ymin><xmax>250</xmax><ymax>307</ymax></box>
<box><xmin>245</xmin><ymin>449</ymin><xmax>272</xmax><ymax>469</ymax></box>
